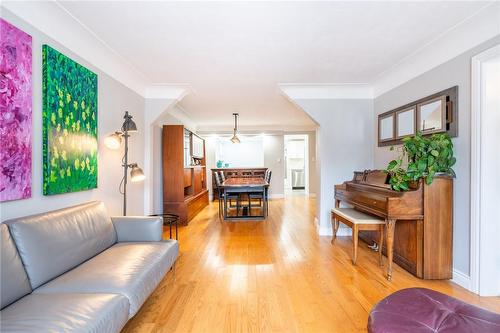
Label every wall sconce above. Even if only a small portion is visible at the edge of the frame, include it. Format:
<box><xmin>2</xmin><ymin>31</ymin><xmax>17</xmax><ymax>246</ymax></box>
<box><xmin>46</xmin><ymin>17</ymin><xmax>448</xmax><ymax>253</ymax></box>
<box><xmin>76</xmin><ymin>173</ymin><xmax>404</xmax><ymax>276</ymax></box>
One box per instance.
<box><xmin>104</xmin><ymin>111</ymin><xmax>145</xmax><ymax>215</ymax></box>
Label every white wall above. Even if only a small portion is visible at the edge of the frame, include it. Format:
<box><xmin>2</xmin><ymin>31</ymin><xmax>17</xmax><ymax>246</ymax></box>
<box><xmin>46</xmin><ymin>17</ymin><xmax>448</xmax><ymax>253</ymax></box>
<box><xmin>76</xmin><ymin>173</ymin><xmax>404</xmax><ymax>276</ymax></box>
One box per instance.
<box><xmin>294</xmin><ymin>99</ymin><xmax>374</xmax><ymax>235</ymax></box>
<box><xmin>263</xmin><ymin>135</ymin><xmax>284</xmax><ymax>198</ymax></box>
<box><xmin>373</xmin><ymin>36</ymin><xmax>500</xmax><ymax>276</ymax></box>
<box><xmin>0</xmin><ymin>10</ymin><xmax>145</xmax><ymax>221</ymax></box>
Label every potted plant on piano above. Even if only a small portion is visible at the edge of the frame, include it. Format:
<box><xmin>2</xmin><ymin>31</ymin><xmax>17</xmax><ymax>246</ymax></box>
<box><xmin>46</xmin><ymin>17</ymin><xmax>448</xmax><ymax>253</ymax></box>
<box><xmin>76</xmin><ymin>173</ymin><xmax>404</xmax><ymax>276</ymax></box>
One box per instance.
<box><xmin>385</xmin><ymin>132</ymin><xmax>456</xmax><ymax>191</ymax></box>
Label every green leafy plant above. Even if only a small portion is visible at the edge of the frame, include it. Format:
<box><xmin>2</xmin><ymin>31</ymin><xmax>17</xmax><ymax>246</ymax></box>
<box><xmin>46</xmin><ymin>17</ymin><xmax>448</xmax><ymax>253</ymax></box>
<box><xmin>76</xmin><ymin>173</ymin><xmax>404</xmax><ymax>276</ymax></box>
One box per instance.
<box><xmin>385</xmin><ymin>132</ymin><xmax>456</xmax><ymax>191</ymax></box>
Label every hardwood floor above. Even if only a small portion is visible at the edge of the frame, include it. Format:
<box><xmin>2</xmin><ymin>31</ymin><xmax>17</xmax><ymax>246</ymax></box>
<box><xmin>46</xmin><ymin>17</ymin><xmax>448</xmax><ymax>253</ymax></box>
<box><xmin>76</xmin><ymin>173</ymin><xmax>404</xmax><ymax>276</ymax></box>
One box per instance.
<box><xmin>123</xmin><ymin>196</ymin><xmax>500</xmax><ymax>332</ymax></box>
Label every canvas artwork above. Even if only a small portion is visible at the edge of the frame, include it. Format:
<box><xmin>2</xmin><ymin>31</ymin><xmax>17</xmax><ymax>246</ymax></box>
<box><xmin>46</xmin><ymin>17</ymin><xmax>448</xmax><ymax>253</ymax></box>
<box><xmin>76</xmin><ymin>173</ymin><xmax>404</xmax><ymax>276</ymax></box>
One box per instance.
<box><xmin>42</xmin><ymin>45</ymin><xmax>98</xmax><ymax>195</ymax></box>
<box><xmin>0</xmin><ymin>19</ymin><xmax>33</xmax><ymax>202</ymax></box>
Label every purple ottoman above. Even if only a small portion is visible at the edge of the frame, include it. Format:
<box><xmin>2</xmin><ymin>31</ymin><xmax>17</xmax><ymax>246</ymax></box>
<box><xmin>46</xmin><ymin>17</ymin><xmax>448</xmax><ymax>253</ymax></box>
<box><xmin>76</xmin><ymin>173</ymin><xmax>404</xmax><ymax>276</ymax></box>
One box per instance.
<box><xmin>368</xmin><ymin>288</ymin><xmax>500</xmax><ymax>333</ymax></box>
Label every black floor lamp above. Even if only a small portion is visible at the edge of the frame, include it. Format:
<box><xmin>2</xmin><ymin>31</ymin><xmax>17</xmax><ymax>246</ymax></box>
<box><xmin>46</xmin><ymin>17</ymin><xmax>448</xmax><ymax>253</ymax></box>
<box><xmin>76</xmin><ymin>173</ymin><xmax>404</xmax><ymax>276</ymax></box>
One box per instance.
<box><xmin>104</xmin><ymin>111</ymin><xmax>145</xmax><ymax>215</ymax></box>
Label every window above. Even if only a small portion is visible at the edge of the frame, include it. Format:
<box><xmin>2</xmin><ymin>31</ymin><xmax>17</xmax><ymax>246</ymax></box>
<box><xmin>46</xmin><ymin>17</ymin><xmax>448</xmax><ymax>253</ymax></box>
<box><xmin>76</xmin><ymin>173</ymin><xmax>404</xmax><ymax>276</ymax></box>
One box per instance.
<box><xmin>215</xmin><ymin>136</ymin><xmax>264</xmax><ymax>168</ymax></box>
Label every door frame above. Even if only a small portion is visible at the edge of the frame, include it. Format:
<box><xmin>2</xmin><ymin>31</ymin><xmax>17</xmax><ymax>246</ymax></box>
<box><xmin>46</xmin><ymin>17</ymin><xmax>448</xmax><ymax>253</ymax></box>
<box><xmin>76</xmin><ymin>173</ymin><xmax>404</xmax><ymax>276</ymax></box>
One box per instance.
<box><xmin>470</xmin><ymin>43</ymin><xmax>500</xmax><ymax>296</ymax></box>
<box><xmin>283</xmin><ymin>134</ymin><xmax>309</xmax><ymax>195</ymax></box>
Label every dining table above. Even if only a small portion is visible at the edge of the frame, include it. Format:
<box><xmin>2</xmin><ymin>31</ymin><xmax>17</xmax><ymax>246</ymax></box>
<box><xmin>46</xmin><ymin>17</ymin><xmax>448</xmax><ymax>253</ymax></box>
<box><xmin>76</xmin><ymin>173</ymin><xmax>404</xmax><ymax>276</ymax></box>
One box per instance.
<box><xmin>220</xmin><ymin>177</ymin><xmax>269</xmax><ymax>220</ymax></box>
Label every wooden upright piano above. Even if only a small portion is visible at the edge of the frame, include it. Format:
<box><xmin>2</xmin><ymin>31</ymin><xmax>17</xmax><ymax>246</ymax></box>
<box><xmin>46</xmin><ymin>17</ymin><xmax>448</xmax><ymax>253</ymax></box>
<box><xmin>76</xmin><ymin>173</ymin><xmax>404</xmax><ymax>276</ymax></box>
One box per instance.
<box><xmin>334</xmin><ymin>170</ymin><xmax>453</xmax><ymax>280</ymax></box>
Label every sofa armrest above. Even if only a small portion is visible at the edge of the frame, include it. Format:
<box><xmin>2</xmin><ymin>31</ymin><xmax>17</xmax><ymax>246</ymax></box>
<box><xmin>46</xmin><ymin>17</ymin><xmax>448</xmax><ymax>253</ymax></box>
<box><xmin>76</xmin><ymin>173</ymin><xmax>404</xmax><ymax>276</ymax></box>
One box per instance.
<box><xmin>111</xmin><ymin>216</ymin><xmax>163</xmax><ymax>242</ymax></box>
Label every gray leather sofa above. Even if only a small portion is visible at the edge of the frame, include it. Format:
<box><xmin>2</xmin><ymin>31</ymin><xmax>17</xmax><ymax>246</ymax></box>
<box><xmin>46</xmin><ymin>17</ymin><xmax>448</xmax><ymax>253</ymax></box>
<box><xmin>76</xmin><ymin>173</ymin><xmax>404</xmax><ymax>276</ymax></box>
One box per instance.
<box><xmin>0</xmin><ymin>201</ymin><xmax>179</xmax><ymax>332</ymax></box>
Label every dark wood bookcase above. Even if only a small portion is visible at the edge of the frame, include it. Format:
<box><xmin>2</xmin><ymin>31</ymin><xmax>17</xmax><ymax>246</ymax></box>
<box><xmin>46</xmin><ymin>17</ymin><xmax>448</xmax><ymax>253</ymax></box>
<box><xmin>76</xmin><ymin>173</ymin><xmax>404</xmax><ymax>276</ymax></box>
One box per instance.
<box><xmin>162</xmin><ymin>125</ymin><xmax>208</xmax><ymax>224</ymax></box>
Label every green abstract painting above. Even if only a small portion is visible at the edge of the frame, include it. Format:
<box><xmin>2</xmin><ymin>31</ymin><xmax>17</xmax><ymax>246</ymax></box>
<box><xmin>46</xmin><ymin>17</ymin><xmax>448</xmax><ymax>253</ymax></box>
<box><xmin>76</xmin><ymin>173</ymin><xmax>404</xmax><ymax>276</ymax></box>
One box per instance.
<box><xmin>42</xmin><ymin>45</ymin><xmax>98</xmax><ymax>195</ymax></box>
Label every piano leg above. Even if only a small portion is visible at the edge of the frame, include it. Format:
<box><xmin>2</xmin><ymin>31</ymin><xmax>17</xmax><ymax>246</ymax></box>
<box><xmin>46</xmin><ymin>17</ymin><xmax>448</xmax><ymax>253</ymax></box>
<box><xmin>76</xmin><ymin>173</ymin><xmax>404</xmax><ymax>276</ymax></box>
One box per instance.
<box><xmin>379</xmin><ymin>224</ymin><xmax>385</xmax><ymax>266</ymax></box>
<box><xmin>386</xmin><ymin>219</ymin><xmax>396</xmax><ymax>281</ymax></box>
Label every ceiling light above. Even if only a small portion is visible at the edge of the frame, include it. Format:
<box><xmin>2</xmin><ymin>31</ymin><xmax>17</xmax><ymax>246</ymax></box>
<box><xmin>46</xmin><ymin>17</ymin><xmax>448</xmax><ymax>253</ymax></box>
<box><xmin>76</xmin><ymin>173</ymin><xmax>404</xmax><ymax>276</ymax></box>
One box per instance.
<box><xmin>231</xmin><ymin>113</ymin><xmax>240</xmax><ymax>144</ymax></box>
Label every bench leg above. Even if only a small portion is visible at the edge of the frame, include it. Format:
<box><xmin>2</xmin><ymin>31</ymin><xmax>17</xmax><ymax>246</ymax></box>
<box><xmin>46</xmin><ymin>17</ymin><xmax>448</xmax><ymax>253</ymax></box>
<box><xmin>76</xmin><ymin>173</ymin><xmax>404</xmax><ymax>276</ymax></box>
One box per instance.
<box><xmin>378</xmin><ymin>224</ymin><xmax>384</xmax><ymax>266</ymax></box>
<box><xmin>331</xmin><ymin>214</ymin><xmax>339</xmax><ymax>244</ymax></box>
<box><xmin>352</xmin><ymin>224</ymin><xmax>359</xmax><ymax>265</ymax></box>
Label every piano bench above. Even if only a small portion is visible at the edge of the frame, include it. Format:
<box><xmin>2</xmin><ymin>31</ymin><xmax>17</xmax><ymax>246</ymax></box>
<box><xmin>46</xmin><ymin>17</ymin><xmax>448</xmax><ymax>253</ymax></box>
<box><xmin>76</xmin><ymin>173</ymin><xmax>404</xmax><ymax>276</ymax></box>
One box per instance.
<box><xmin>331</xmin><ymin>207</ymin><xmax>385</xmax><ymax>266</ymax></box>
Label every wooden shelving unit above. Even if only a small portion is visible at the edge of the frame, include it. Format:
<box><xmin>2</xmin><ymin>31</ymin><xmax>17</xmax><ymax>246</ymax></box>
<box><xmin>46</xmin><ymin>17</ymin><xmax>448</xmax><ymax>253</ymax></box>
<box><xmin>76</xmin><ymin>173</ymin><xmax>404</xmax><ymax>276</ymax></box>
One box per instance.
<box><xmin>162</xmin><ymin>125</ymin><xmax>208</xmax><ymax>224</ymax></box>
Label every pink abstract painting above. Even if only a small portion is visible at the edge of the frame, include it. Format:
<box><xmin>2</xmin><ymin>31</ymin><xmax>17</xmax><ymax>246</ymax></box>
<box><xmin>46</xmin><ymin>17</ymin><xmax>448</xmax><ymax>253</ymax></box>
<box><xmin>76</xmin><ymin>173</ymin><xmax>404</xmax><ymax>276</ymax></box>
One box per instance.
<box><xmin>0</xmin><ymin>19</ymin><xmax>32</xmax><ymax>202</ymax></box>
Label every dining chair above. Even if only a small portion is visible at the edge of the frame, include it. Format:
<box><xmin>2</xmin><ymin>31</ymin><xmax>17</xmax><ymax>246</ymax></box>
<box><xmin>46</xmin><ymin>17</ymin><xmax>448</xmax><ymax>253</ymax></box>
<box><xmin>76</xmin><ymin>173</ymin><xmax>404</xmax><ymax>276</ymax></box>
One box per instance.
<box><xmin>248</xmin><ymin>170</ymin><xmax>271</xmax><ymax>217</ymax></box>
<box><xmin>265</xmin><ymin>170</ymin><xmax>272</xmax><ymax>212</ymax></box>
<box><xmin>214</xmin><ymin>171</ymin><xmax>239</xmax><ymax>218</ymax></box>
<box><xmin>218</xmin><ymin>171</ymin><xmax>226</xmax><ymax>182</ymax></box>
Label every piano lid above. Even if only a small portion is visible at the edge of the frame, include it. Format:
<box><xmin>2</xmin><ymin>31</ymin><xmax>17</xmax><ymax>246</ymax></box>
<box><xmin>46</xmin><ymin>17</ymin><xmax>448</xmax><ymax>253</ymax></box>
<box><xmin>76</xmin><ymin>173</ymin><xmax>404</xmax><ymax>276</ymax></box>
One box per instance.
<box><xmin>352</xmin><ymin>170</ymin><xmax>392</xmax><ymax>189</ymax></box>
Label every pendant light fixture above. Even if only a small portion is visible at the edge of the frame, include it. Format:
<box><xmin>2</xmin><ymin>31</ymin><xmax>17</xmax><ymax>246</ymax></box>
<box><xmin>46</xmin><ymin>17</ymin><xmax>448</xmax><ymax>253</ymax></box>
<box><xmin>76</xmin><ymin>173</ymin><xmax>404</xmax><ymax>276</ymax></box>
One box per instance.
<box><xmin>231</xmin><ymin>113</ymin><xmax>241</xmax><ymax>143</ymax></box>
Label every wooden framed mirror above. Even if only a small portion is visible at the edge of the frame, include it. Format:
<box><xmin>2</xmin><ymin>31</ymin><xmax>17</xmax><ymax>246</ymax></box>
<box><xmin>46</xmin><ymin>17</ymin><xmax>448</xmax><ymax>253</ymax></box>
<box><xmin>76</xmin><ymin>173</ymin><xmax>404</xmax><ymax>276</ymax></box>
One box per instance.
<box><xmin>396</xmin><ymin>107</ymin><xmax>416</xmax><ymax>139</ymax></box>
<box><xmin>378</xmin><ymin>113</ymin><xmax>395</xmax><ymax>143</ymax></box>
<box><xmin>417</xmin><ymin>95</ymin><xmax>447</xmax><ymax>135</ymax></box>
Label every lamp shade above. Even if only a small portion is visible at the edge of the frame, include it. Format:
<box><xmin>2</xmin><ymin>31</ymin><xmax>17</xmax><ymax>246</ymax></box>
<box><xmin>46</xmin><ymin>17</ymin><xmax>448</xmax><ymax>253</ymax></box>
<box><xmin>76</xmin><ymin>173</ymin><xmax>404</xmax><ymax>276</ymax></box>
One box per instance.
<box><xmin>104</xmin><ymin>132</ymin><xmax>122</xmax><ymax>149</ymax></box>
<box><xmin>129</xmin><ymin>164</ymin><xmax>145</xmax><ymax>182</ymax></box>
<box><xmin>230</xmin><ymin>133</ymin><xmax>241</xmax><ymax>143</ymax></box>
<box><xmin>122</xmin><ymin>111</ymin><xmax>138</xmax><ymax>132</ymax></box>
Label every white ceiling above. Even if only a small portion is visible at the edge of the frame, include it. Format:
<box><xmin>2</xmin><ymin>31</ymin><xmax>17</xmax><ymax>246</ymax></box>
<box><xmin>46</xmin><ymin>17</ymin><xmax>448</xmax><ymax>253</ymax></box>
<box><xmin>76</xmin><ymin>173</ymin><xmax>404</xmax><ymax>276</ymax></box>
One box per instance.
<box><xmin>57</xmin><ymin>1</ymin><xmax>490</xmax><ymax>129</ymax></box>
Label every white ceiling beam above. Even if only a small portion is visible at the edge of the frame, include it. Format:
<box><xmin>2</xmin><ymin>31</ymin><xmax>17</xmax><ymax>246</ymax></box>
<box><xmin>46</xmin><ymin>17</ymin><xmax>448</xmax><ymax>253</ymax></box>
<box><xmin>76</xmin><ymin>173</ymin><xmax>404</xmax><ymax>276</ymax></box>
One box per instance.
<box><xmin>279</xmin><ymin>84</ymin><xmax>374</xmax><ymax>100</ymax></box>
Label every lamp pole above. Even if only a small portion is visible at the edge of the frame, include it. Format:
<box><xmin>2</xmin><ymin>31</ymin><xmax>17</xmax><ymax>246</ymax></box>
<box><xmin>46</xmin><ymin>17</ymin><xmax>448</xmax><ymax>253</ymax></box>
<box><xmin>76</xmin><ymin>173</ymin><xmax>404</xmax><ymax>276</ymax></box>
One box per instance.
<box><xmin>122</xmin><ymin>129</ymin><xmax>130</xmax><ymax>216</ymax></box>
<box><xmin>105</xmin><ymin>111</ymin><xmax>144</xmax><ymax>217</ymax></box>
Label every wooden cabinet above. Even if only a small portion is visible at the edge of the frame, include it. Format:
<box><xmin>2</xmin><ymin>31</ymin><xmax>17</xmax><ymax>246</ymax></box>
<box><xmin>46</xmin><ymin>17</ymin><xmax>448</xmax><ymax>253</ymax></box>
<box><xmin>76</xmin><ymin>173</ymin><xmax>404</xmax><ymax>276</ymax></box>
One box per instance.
<box><xmin>211</xmin><ymin>167</ymin><xmax>268</xmax><ymax>201</ymax></box>
<box><xmin>163</xmin><ymin>125</ymin><xmax>208</xmax><ymax>224</ymax></box>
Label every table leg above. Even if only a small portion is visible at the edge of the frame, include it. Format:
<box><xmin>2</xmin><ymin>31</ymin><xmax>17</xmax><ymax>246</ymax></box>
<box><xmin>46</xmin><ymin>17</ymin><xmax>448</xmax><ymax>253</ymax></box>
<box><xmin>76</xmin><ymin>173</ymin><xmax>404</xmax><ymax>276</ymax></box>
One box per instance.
<box><xmin>224</xmin><ymin>192</ymin><xmax>228</xmax><ymax>220</ymax></box>
<box><xmin>175</xmin><ymin>219</ymin><xmax>178</xmax><ymax>240</ymax></box>
<box><xmin>386</xmin><ymin>219</ymin><xmax>396</xmax><ymax>281</ymax></box>
<box><xmin>264</xmin><ymin>190</ymin><xmax>267</xmax><ymax>218</ymax></box>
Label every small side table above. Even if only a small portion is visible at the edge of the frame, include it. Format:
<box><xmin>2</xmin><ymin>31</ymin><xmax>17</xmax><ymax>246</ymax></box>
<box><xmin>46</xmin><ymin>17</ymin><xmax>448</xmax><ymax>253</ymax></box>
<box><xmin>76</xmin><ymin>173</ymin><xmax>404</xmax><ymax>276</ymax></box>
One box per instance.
<box><xmin>150</xmin><ymin>213</ymin><xmax>179</xmax><ymax>240</ymax></box>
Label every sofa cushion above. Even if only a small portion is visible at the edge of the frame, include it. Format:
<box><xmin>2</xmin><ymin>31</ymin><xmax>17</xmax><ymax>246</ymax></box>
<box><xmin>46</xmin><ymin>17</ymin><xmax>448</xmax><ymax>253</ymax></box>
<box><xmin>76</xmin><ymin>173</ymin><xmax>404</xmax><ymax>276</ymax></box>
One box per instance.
<box><xmin>35</xmin><ymin>240</ymin><xmax>179</xmax><ymax>317</ymax></box>
<box><xmin>5</xmin><ymin>201</ymin><xmax>117</xmax><ymax>289</ymax></box>
<box><xmin>368</xmin><ymin>288</ymin><xmax>500</xmax><ymax>333</ymax></box>
<box><xmin>0</xmin><ymin>293</ymin><xmax>129</xmax><ymax>333</ymax></box>
<box><xmin>0</xmin><ymin>224</ymin><xmax>32</xmax><ymax>309</ymax></box>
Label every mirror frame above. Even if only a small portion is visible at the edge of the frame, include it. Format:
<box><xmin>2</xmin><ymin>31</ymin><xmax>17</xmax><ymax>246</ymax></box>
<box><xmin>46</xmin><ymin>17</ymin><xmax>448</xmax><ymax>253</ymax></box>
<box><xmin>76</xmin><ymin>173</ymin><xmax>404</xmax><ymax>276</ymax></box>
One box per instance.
<box><xmin>395</xmin><ymin>106</ymin><xmax>416</xmax><ymax>139</ymax></box>
<box><xmin>377</xmin><ymin>86</ymin><xmax>458</xmax><ymax>147</ymax></box>
<box><xmin>416</xmin><ymin>95</ymin><xmax>447</xmax><ymax>135</ymax></box>
<box><xmin>378</xmin><ymin>112</ymin><xmax>395</xmax><ymax>143</ymax></box>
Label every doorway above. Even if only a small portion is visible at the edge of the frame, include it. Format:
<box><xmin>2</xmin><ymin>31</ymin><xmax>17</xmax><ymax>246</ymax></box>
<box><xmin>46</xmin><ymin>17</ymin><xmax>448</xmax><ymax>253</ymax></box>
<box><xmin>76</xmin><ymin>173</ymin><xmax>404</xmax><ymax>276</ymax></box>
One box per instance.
<box><xmin>470</xmin><ymin>44</ymin><xmax>500</xmax><ymax>296</ymax></box>
<box><xmin>284</xmin><ymin>135</ymin><xmax>309</xmax><ymax>196</ymax></box>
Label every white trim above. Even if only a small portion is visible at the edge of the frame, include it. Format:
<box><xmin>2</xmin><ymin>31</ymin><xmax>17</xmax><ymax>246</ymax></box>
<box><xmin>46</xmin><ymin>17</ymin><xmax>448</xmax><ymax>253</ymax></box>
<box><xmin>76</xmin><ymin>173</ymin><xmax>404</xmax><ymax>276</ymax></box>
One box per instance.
<box><xmin>1</xmin><ymin>1</ymin><xmax>148</xmax><ymax>96</ymax></box>
<box><xmin>452</xmin><ymin>269</ymin><xmax>472</xmax><ymax>291</ymax></box>
<box><xmin>372</xmin><ymin>2</ymin><xmax>500</xmax><ymax>97</ymax></box>
<box><xmin>269</xmin><ymin>194</ymin><xmax>285</xmax><ymax>199</ymax></box>
<box><xmin>470</xmin><ymin>43</ymin><xmax>500</xmax><ymax>296</ymax></box>
<box><xmin>1</xmin><ymin>2</ymin><xmax>192</xmax><ymax>99</ymax></box>
<box><xmin>197</xmin><ymin>124</ymin><xmax>317</xmax><ymax>133</ymax></box>
<box><xmin>144</xmin><ymin>84</ymin><xmax>192</xmax><ymax>100</ymax></box>
<box><xmin>279</xmin><ymin>83</ymin><xmax>374</xmax><ymax>100</ymax></box>
<box><xmin>316</xmin><ymin>217</ymin><xmax>353</xmax><ymax>237</ymax></box>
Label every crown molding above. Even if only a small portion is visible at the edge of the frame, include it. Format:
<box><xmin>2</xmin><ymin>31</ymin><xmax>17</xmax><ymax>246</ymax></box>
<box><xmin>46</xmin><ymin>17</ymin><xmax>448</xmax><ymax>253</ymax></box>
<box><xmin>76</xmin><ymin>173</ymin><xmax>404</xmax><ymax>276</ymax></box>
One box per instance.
<box><xmin>371</xmin><ymin>2</ymin><xmax>500</xmax><ymax>98</ymax></box>
<box><xmin>197</xmin><ymin>124</ymin><xmax>317</xmax><ymax>134</ymax></box>
<box><xmin>279</xmin><ymin>83</ymin><xmax>374</xmax><ymax>100</ymax></box>
<box><xmin>143</xmin><ymin>84</ymin><xmax>192</xmax><ymax>100</ymax></box>
<box><xmin>0</xmin><ymin>1</ymin><xmax>151</xmax><ymax>96</ymax></box>
<box><xmin>3</xmin><ymin>1</ymin><xmax>498</xmax><ymax>102</ymax></box>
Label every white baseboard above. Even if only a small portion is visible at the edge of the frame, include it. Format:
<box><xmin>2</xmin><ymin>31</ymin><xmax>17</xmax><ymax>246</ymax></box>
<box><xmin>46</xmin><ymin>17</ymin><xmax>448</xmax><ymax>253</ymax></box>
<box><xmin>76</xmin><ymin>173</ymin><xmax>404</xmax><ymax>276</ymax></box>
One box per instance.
<box><xmin>452</xmin><ymin>269</ymin><xmax>472</xmax><ymax>291</ymax></box>
<box><xmin>269</xmin><ymin>194</ymin><xmax>285</xmax><ymax>199</ymax></box>
<box><xmin>316</xmin><ymin>219</ymin><xmax>352</xmax><ymax>237</ymax></box>
<box><xmin>336</xmin><ymin>227</ymin><xmax>352</xmax><ymax>237</ymax></box>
